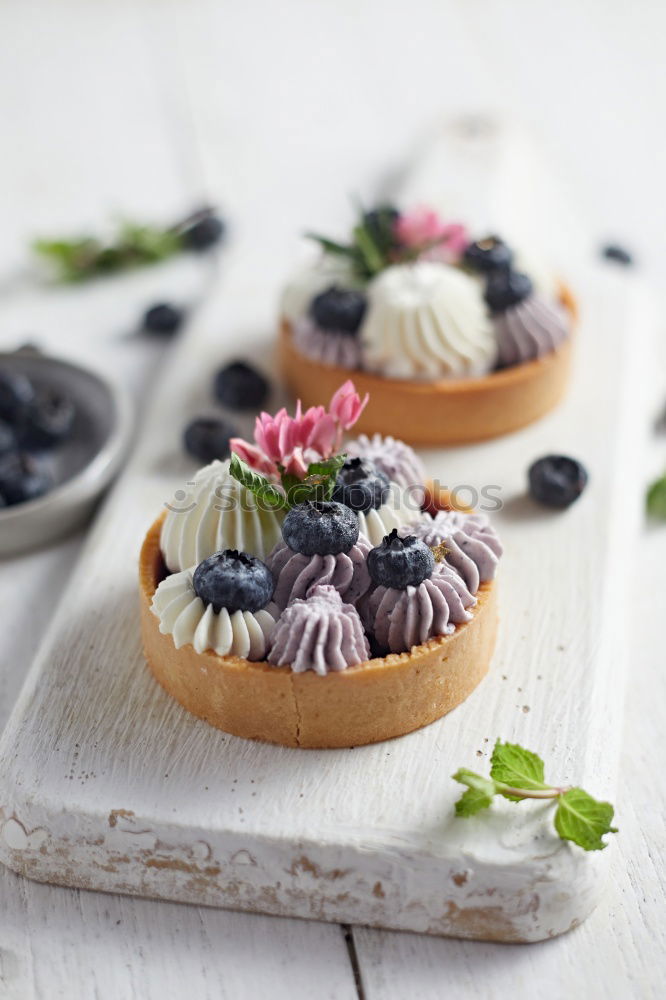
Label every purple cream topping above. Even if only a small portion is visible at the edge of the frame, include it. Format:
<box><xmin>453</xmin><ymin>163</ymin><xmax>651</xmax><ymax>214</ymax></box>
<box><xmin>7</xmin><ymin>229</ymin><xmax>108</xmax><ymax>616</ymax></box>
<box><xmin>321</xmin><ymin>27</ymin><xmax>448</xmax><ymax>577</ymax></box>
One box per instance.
<box><xmin>493</xmin><ymin>294</ymin><xmax>569</xmax><ymax>367</ymax></box>
<box><xmin>266</xmin><ymin>535</ymin><xmax>372</xmax><ymax>613</ymax></box>
<box><xmin>293</xmin><ymin>317</ymin><xmax>362</xmax><ymax>370</ymax></box>
<box><xmin>268</xmin><ymin>584</ymin><xmax>370</xmax><ymax>674</ymax></box>
<box><xmin>403</xmin><ymin>510</ymin><xmax>502</xmax><ymax>594</ymax></box>
<box><xmin>360</xmin><ymin>562</ymin><xmax>476</xmax><ymax>654</ymax></box>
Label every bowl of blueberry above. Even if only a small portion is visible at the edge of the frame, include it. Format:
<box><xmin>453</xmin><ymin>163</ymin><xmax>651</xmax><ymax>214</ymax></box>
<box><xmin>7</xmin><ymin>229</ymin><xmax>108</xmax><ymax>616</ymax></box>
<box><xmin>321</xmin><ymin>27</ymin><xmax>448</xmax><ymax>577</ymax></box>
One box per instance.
<box><xmin>0</xmin><ymin>350</ymin><xmax>133</xmax><ymax>555</ymax></box>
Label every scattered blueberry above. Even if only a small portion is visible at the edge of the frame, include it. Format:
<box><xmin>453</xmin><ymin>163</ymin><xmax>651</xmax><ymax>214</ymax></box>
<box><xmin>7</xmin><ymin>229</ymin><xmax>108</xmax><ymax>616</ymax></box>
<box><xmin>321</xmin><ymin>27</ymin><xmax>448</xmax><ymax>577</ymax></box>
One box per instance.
<box><xmin>528</xmin><ymin>455</ymin><xmax>588</xmax><ymax>509</ymax></box>
<box><xmin>143</xmin><ymin>302</ymin><xmax>184</xmax><ymax>335</ymax></box>
<box><xmin>183</xmin><ymin>417</ymin><xmax>237</xmax><ymax>463</ymax></box>
<box><xmin>0</xmin><ymin>419</ymin><xmax>17</xmax><ymax>454</ymax></box>
<box><xmin>333</xmin><ymin>457</ymin><xmax>389</xmax><ymax>512</ymax></box>
<box><xmin>282</xmin><ymin>500</ymin><xmax>359</xmax><ymax>556</ymax></box>
<box><xmin>181</xmin><ymin>210</ymin><xmax>226</xmax><ymax>252</ymax></box>
<box><xmin>0</xmin><ymin>451</ymin><xmax>52</xmax><ymax>506</ymax></box>
<box><xmin>601</xmin><ymin>243</ymin><xmax>634</xmax><ymax>267</ymax></box>
<box><xmin>0</xmin><ymin>369</ymin><xmax>34</xmax><ymax>423</ymax></box>
<box><xmin>484</xmin><ymin>269</ymin><xmax>533</xmax><ymax>313</ymax></box>
<box><xmin>18</xmin><ymin>387</ymin><xmax>75</xmax><ymax>450</ymax></box>
<box><xmin>193</xmin><ymin>549</ymin><xmax>274</xmax><ymax>614</ymax></box>
<box><xmin>213</xmin><ymin>361</ymin><xmax>268</xmax><ymax>410</ymax></box>
<box><xmin>310</xmin><ymin>286</ymin><xmax>367</xmax><ymax>334</ymax></box>
<box><xmin>367</xmin><ymin>529</ymin><xmax>434</xmax><ymax>589</ymax></box>
<box><xmin>464</xmin><ymin>235</ymin><xmax>514</xmax><ymax>273</ymax></box>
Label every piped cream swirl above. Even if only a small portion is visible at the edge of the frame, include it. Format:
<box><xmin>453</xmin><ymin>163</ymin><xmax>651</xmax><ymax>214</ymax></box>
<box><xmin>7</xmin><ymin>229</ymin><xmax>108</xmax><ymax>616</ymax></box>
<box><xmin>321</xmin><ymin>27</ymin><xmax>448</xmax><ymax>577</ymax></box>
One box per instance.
<box><xmin>266</xmin><ymin>535</ymin><xmax>372</xmax><ymax>612</ymax></box>
<box><xmin>361</xmin><ymin>562</ymin><xmax>475</xmax><ymax>654</ymax></box>
<box><xmin>151</xmin><ymin>569</ymin><xmax>275</xmax><ymax>660</ymax></box>
<box><xmin>160</xmin><ymin>460</ymin><xmax>285</xmax><ymax>572</ymax></box>
<box><xmin>292</xmin><ymin>317</ymin><xmax>361</xmax><ymax>369</ymax></box>
<box><xmin>361</xmin><ymin>262</ymin><xmax>497</xmax><ymax>379</ymax></box>
<box><xmin>268</xmin><ymin>585</ymin><xmax>369</xmax><ymax>674</ymax></box>
<box><xmin>404</xmin><ymin>511</ymin><xmax>502</xmax><ymax>594</ymax></box>
<box><xmin>493</xmin><ymin>295</ymin><xmax>569</xmax><ymax>367</ymax></box>
<box><xmin>345</xmin><ymin>433</ymin><xmax>426</xmax><ymax>492</ymax></box>
<box><xmin>280</xmin><ymin>256</ymin><xmax>356</xmax><ymax>323</ymax></box>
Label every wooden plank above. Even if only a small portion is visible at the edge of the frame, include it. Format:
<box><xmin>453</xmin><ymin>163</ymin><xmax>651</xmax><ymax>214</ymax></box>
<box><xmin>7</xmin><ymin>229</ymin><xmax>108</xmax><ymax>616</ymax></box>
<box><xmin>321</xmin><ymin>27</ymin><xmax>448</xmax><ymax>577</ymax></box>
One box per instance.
<box><xmin>0</xmin><ymin>257</ymin><xmax>649</xmax><ymax>942</ymax></box>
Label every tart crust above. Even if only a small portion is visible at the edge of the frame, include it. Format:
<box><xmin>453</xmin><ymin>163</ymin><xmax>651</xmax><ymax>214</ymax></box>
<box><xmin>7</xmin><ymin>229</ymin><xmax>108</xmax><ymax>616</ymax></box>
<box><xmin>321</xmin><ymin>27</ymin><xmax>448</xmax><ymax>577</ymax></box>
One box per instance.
<box><xmin>140</xmin><ymin>515</ymin><xmax>498</xmax><ymax>748</ymax></box>
<box><xmin>278</xmin><ymin>284</ymin><xmax>577</xmax><ymax>446</ymax></box>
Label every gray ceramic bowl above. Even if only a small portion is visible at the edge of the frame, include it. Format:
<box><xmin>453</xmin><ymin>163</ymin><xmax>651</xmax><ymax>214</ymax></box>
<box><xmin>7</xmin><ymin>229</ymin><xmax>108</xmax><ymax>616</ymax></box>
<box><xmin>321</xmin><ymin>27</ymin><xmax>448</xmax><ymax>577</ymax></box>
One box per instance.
<box><xmin>0</xmin><ymin>351</ymin><xmax>133</xmax><ymax>556</ymax></box>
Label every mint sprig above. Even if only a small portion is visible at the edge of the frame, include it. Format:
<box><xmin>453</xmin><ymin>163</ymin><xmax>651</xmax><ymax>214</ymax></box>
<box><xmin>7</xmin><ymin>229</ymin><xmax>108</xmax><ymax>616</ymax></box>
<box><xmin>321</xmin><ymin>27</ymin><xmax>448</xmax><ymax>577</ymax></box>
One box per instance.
<box><xmin>33</xmin><ymin>208</ymin><xmax>220</xmax><ymax>283</ymax></box>
<box><xmin>230</xmin><ymin>453</ymin><xmax>346</xmax><ymax>510</ymax></box>
<box><xmin>307</xmin><ymin>203</ymin><xmax>401</xmax><ymax>282</ymax></box>
<box><xmin>229</xmin><ymin>454</ymin><xmax>289</xmax><ymax>511</ymax></box>
<box><xmin>453</xmin><ymin>740</ymin><xmax>618</xmax><ymax>852</ymax></box>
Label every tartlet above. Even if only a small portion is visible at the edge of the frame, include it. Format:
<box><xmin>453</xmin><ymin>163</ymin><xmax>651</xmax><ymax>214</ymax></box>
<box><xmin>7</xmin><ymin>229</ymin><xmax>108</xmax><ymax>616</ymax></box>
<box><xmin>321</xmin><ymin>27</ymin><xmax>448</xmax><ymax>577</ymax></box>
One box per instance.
<box><xmin>140</xmin><ymin>384</ymin><xmax>502</xmax><ymax>748</ymax></box>
<box><xmin>278</xmin><ymin>206</ymin><xmax>577</xmax><ymax>445</ymax></box>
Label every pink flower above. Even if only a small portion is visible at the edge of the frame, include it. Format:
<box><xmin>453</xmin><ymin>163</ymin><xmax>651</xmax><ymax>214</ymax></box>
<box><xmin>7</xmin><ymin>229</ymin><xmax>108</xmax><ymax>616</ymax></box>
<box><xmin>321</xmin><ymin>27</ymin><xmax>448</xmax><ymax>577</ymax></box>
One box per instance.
<box><xmin>281</xmin><ymin>447</ymin><xmax>309</xmax><ymax>479</ymax></box>
<box><xmin>254</xmin><ymin>408</ymin><xmax>297</xmax><ymax>464</ymax></box>
<box><xmin>230</xmin><ymin>438</ymin><xmax>277</xmax><ymax>477</ymax></box>
<box><xmin>292</xmin><ymin>402</ymin><xmax>338</xmax><ymax>457</ymax></box>
<box><xmin>329</xmin><ymin>380</ymin><xmax>368</xmax><ymax>431</ymax></box>
<box><xmin>394</xmin><ymin>207</ymin><xmax>468</xmax><ymax>263</ymax></box>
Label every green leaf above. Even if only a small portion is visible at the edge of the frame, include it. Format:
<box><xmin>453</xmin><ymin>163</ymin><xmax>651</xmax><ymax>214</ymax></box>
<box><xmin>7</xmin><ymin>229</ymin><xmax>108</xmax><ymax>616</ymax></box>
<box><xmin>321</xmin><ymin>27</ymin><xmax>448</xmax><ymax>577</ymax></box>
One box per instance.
<box><xmin>646</xmin><ymin>474</ymin><xmax>666</xmax><ymax>519</ymax></box>
<box><xmin>304</xmin><ymin>233</ymin><xmax>355</xmax><ymax>258</ymax></box>
<box><xmin>352</xmin><ymin>223</ymin><xmax>385</xmax><ymax>276</ymax></box>
<box><xmin>452</xmin><ymin>768</ymin><xmax>497</xmax><ymax>816</ymax></box>
<box><xmin>229</xmin><ymin>454</ymin><xmax>289</xmax><ymax>511</ymax></box>
<box><xmin>490</xmin><ymin>740</ymin><xmax>549</xmax><ymax>799</ymax></box>
<box><xmin>307</xmin><ymin>454</ymin><xmax>346</xmax><ymax>478</ymax></box>
<box><xmin>554</xmin><ymin>787</ymin><xmax>618</xmax><ymax>851</ymax></box>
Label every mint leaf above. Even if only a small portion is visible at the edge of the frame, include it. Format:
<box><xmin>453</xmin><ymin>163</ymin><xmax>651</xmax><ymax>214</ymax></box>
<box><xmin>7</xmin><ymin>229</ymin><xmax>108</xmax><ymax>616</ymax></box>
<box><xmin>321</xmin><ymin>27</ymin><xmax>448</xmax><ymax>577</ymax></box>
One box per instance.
<box><xmin>307</xmin><ymin>455</ymin><xmax>346</xmax><ymax>478</ymax></box>
<box><xmin>229</xmin><ymin>454</ymin><xmax>289</xmax><ymax>511</ymax></box>
<box><xmin>352</xmin><ymin>223</ymin><xmax>385</xmax><ymax>276</ymax></box>
<box><xmin>554</xmin><ymin>788</ymin><xmax>618</xmax><ymax>851</ymax></box>
<box><xmin>490</xmin><ymin>740</ymin><xmax>549</xmax><ymax>799</ymax></box>
<box><xmin>304</xmin><ymin>233</ymin><xmax>355</xmax><ymax>259</ymax></box>
<box><xmin>647</xmin><ymin>474</ymin><xmax>666</xmax><ymax>519</ymax></box>
<box><xmin>452</xmin><ymin>768</ymin><xmax>497</xmax><ymax>816</ymax></box>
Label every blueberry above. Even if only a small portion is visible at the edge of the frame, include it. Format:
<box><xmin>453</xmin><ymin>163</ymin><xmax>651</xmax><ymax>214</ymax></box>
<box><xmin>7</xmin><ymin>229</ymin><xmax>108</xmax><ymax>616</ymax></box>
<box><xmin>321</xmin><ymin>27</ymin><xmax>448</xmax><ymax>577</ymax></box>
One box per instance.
<box><xmin>601</xmin><ymin>243</ymin><xmax>634</xmax><ymax>267</ymax></box>
<box><xmin>282</xmin><ymin>500</ymin><xmax>359</xmax><ymax>556</ymax></box>
<box><xmin>0</xmin><ymin>419</ymin><xmax>17</xmax><ymax>454</ymax></box>
<box><xmin>464</xmin><ymin>235</ymin><xmax>514</xmax><ymax>273</ymax></box>
<box><xmin>484</xmin><ymin>269</ymin><xmax>533</xmax><ymax>313</ymax></box>
<box><xmin>213</xmin><ymin>361</ymin><xmax>268</xmax><ymax>410</ymax></box>
<box><xmin>0</xmin><ymin>451</ymin><xmax>52</xmax><ymax>506</ymax></box>
<box><xmin>193</xmin><ymin>549</ymin><xmax>274</xmax><ymax>614</ymax></box>
<box><xmin>183</xmin><ymin>417</ymin><xmax>237</xmax><ymax>463</ymax></box>
<box><xmin>528</xmin><ymin>455</ymin><xmax>588</xmax><ymax>509</ymax></box>
<box><xmin>143</xmin><ymin>302</ymin><xmax>184</xmax><ymax>335</ymax></box>
<box><xmin>0</xmin><ymin>369</ymin><xmax>34</xmax><ymax>423</ymax></box>
<box><xmin>333</xmin><ymin>457</ymin><xmax>389</xmax><ymax>512</ymax></box>
<box><xmin>18</xmin><ymin>387</ymin><xmax>75</xmax><ymax>449</ymax></box>
<box><xmin>181</xmin><ymin>210</ymin><xmax>226</xmax><ymax>252</ymax></box>
<box><xmin>310</xmin><ymin>286</ymin><xmax>367</xmax><ymax>335</ymax></box>
<box><xmin>367</xmin><ymin>528</ymin><xmax>434</xmax><ymax>589</ymax></box>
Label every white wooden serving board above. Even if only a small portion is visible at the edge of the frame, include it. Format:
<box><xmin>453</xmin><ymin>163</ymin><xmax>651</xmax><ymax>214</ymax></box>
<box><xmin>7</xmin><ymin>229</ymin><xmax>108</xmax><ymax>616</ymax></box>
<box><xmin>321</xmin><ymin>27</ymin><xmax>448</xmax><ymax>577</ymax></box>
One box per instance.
<box><xmin>0</xmin><ymin>261</ymin><xmax>650</xmax><ymax>942</ymax></box>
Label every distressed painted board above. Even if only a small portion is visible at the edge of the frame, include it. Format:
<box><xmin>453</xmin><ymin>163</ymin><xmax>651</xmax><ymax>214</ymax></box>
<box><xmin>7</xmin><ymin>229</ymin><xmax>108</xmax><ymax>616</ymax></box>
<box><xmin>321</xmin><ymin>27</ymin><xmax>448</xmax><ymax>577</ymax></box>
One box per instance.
<box><xmin>0</xmin><ymin>258</ymin><xmax>649</xmax><ymax>942</ymax></box>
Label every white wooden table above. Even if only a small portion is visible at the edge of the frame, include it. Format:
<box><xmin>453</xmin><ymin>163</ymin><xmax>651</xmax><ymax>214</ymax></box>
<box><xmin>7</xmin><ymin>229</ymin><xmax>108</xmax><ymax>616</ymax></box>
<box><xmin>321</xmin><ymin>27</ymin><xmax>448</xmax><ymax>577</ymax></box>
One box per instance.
<box><xmin>1</xmin><ymin>2</ymin><xmax>665</xmax><ymax>997</ymax></box>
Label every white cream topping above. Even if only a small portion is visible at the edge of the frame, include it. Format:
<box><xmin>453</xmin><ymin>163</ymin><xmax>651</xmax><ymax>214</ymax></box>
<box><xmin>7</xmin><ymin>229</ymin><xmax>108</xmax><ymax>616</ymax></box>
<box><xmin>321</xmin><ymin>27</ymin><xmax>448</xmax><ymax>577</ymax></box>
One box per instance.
<box><xmin>280</xmin><ymin>255</ymin><xmax>356</xmax><ymax>323</ymax></box>
<box><xmin>357</xmin><ymin>493</ymin><xmax>416</xmax><ymax>547</ymax></box>
<box><xmin>360</xmin><ymin>262</ymin><xmax>497</xmax><ymax>379</ymax></box>
<box><xmin>151</xmin><ymin>569</ymin><xmax>275</xmax><ymax>660</ymax></box>
<box><xmin>160</xmin><ymin>460</ymin><xmax>285</xmax><ymax>573</ymax></box>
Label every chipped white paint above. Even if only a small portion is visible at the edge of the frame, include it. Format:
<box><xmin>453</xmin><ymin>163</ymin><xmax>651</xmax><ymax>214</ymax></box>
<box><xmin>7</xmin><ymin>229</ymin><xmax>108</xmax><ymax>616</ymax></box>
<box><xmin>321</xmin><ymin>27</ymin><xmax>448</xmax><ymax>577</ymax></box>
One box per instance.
<box><xmin>0</xmin><ymin>264</ymin><xmax>650</xmax><ymax>942</ymax></box>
